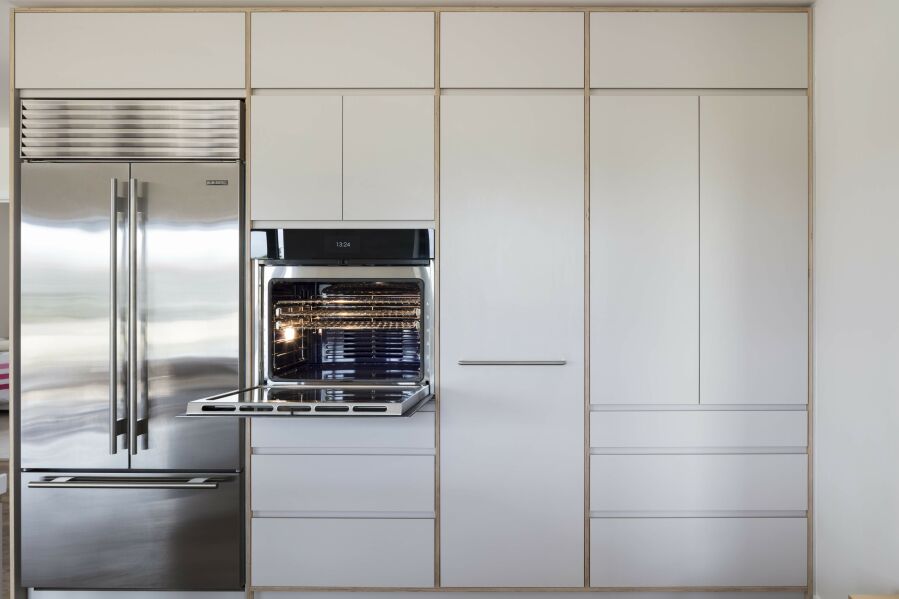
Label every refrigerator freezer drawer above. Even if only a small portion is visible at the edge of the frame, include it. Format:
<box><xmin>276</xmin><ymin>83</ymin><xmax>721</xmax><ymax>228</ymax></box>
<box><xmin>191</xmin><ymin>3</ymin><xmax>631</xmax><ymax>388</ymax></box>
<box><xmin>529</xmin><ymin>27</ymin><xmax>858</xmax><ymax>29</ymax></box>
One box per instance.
<box><xmin>21</xmin><ymin>471</ymin><xmax>243</xmax><ymax>590</ymax></box>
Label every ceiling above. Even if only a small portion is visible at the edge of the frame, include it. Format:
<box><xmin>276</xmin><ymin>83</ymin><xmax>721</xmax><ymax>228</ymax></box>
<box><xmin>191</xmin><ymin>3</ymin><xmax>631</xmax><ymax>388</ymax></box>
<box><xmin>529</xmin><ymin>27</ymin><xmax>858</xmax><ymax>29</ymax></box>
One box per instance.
<box><xmin>1</xmin><ymin>0</ymin><xmax>813</xmax><ymax>128</ymax></box>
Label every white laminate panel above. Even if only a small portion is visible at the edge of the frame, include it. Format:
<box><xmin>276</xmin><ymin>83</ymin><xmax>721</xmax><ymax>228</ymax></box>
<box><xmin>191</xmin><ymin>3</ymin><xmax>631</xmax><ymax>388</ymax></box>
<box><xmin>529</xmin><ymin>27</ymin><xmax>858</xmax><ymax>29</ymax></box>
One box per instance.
<box><xmin>590</xmin><ymin>410</ymin><xmax>808</xmax><ymax>449</ymax></box>
<box><xmin>591</xmin><ymin>518</ymin><xmax>807</xmax><ymax>587</ymax></box>
<box><xmin>590</xmin><ymin>95</ymin><xmax>698</xmax><ymax>405</ymax></box>
<box><xmin>440</xmin><ymin>369</ymin><xmax>584</xmax><ymax>587</ymax></box>
<box><xmin>343</xmin><ymin>95</ymin><xmax>435</xmax><ymax>221</ymax></box>
<box><xmin>440</xmin><ymin>95</ymin><xmax>584</xmax><ymax>359</ymax></box>
<box><xmin>251</xmin><ymin>12</ymin><xmax>434</xmax><ymax>88</ymax></box>
<box><xmin>251</xmin><ymin>518</ymin><xmax>434</xmax><ymax>587</ymax></box>
<box><xmin>15</xmin><ymin>13</ymin><xmax>245</xmax><ymax>89</ymax></box>
<box><xmin>250</xmin><ymin>95</ymin><xmax>342</xmax><ymax>221</ymax></box>
<box><xmin>590</xmin><ymin>12</ymin><xmax>808</xmax><ymax>89</ymax></box>
<box><xmin>700</xmin><ymin>96</ymin><xmax>809</xmax><ymax>405</ymax></box>
<box><xmin>251</xmin><ymin>411</ymin><xmax>435</xmax><ymax>449</ymax></box>
<box><xmin>440</xmin><ymin>12</ymin><xmax>584</xmax><ymax>88</ymax></box>
<box><xmin>252</xmin><ymin>454</ymin><xmax>434</xmax><ymax>513</ymax></box>
<box><xmin>591</xmin><ymin>454</ymin><xmax>807</xmax><ymax>513</ymax></box>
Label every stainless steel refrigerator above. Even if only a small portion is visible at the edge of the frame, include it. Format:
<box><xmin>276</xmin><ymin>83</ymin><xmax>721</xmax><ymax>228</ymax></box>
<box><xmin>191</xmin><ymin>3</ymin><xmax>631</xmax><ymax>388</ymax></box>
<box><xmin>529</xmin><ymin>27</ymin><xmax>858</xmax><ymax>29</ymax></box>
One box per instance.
<box><xmin>17</xmin><ymin>100</ymin><xmax>244</xmax><ymax>590</ymax></box>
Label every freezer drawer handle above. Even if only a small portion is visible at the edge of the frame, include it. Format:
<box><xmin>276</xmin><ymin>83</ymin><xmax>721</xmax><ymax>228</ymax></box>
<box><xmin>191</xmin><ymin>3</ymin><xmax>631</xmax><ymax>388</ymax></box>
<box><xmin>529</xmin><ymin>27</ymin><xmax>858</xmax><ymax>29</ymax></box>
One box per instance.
<box><xmin>27</xmin><ymin>476</ymin><xmax>220</xmax><ymax>490</ymax></box>
<box><xmin>457</xmin><ymin>360</ymin><xmax>567</xmax><ymax>366</ymax></box>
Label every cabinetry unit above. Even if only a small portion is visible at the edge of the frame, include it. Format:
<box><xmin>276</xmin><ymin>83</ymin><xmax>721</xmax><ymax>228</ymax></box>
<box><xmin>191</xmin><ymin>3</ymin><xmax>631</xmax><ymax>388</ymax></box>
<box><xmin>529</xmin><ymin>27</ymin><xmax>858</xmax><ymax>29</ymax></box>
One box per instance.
<box><xmin>440</xmin><ymin>95</ymin><xmax>584</xmax><ymax>587</ymax></box>
<box><xmin>15</xmin><ymin>12</ymin><xmax>245</xmax><ymax>89</ymax></box>
<box><xmin>250</xmin><ymin>411</ymin><xmax>436</xmax><ymax>588</ymax></box>
<box><xmin>251</xmin><ymin>12</ymin><xmax>434</xmax><ymax>88</ymax></box>
<box><xmin>250</xmin><ymin>95</ymin><xmax>434</xmax><ymax>222</ymax></box>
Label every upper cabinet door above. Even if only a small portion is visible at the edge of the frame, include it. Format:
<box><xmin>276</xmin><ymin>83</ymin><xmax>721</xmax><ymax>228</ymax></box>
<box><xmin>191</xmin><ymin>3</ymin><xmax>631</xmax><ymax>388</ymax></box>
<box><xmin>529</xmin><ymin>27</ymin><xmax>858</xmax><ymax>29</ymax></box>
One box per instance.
<box><xmin>441</xmin><ymin>12</ymin><xmax>584</xmax><ymax>88</ymax></box>
<box><xmin>591</xmin><ymin>96</ymin><xmax>699</xmax><ymax>405</ymax></box>
<box><xmin>441</xmin><ymin>94</ymin><xmax>584</xmax><ymax>358</ymax></box>
<box><xmin>250</xmin><ymin>95</ymin><xmax>342</xmax><ymax>222</ymax></box>
<box><xmin>343</xmin><ymin>95</ymin><xmax>435</xmax><ymax>221</ymax></box>
<box><xmin>700</xmin><ymin>96</ymin><xmax>808</xmax><ymax>405</ymax></box>
<box><xmin>252</xmin><ymin>12</ymin><xmax>434</xmax><ymax>88</ymax></box>
<box><xmin>15</xmin><ymin>12</ymin><xmax>245</xmax><ymax>89</ymax></box>
<box><xmin>590</xmin><ymin>12</ymin><xmax>808</xmax><ymax>89</ymax></box>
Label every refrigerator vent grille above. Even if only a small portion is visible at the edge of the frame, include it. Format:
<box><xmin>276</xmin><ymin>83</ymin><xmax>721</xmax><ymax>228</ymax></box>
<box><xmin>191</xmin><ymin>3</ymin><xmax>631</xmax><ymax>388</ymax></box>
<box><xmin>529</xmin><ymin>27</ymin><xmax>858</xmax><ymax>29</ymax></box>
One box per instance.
<box><xmin>20</xmin><ymin>99</ymin><xmax>242</xmax><ymax>160</ymax></box>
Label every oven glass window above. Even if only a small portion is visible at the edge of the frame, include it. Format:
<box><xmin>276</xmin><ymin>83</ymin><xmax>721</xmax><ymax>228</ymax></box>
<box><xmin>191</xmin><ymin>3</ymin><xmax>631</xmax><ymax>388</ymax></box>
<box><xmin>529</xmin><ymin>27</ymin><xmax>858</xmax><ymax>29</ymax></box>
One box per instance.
<box><xmin>269</xmin><ymin>280</ymin><xmax>423</xmax><ymax>382</ymax></box>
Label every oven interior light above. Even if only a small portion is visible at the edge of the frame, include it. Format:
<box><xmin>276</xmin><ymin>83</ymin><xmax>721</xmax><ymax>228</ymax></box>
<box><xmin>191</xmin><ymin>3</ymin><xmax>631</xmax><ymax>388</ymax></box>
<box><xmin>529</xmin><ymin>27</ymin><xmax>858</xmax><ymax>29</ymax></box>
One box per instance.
<box><xmin>283</xmin><ymin>326</ymin><xmax>297</xmax><ymax>342</ymax></box>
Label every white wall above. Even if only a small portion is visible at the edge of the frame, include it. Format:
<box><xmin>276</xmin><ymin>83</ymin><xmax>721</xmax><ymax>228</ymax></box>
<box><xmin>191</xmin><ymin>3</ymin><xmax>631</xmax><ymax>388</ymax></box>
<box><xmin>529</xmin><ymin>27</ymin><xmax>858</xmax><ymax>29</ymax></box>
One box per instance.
<box><xmin>813</xmin><ymin>1</ymin><xmax>899</xmax><ymax>598</ymax></box>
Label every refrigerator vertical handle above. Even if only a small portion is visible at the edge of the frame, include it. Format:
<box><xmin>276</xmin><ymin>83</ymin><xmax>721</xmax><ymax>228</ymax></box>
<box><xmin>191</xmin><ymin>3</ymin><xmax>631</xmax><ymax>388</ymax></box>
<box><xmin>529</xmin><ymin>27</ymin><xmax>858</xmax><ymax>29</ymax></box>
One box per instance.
<box><xmin>128</xmin><ymin>178</ymin><xmax>139</xmax><ymax>456</ymax></box>
<box><xmin>109</xmin><ymin>178</ymin><xmax>119</xmax><ymax>455</ymax></box>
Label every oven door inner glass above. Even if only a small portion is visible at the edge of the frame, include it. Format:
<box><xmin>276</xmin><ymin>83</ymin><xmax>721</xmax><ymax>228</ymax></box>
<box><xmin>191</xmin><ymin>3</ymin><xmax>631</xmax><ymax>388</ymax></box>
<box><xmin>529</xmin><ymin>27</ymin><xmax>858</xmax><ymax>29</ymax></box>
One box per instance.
<box><xmin>269</xmin><ymin>280</ymin><xmax>424</xmax><ymax>382</ymax></box>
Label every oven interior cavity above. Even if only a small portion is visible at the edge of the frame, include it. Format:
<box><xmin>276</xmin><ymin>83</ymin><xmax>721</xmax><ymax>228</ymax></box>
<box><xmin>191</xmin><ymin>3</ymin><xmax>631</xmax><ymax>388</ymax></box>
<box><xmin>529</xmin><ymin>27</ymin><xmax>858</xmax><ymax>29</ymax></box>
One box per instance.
<box><xmin>270</xmin><ymin>280</ymin><xmax>424</xmax><ymax>382</ymax></box>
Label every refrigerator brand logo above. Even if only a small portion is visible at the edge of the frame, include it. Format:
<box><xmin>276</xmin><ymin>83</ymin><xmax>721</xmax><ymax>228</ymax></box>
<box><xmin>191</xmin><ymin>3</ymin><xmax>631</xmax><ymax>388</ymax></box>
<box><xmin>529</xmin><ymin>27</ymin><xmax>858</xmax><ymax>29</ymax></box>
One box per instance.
<box><xmin>205</xmin><ymin>179</ymin><xmax>229</xmax><ymax>186</ymax></box>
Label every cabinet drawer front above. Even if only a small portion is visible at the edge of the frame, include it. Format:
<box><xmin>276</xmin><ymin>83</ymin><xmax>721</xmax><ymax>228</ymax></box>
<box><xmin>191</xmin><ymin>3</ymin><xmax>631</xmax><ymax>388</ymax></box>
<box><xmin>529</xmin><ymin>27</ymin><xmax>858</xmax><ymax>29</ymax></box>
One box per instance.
<box><xmin>252</xmin><ymin>12</ymin><xmax>434</xmax><ymax>88</ymax></box>
<box><xmin>591</xmin><ymin>454</ymin><xmax>807</xmax><ymax>512</ymax></box>
<box><xmin>252</xmin><ymin>410</ymin><xmax>435</xmax><ymax>449</ymax></box>
<box><xmin>252</xmin><ymin>454</ymin><xmax>434</xmax><ymax>514</ymax></box>
<box><xmin>590</xmin><ymin>411</ymin><xmax>808</xmax><ymax>449</ymax></box>
<box><xmin>441</xmin><ymin>12</ymin><xmax>584</xmax><ymax>88</ymax></box>
<box><xmin>252</xmin><ymin>518</ymin><xmax>434</xmax><ymax>587</ymax></box>
<box><xmin>591</xmin><ymin>517</ymin><xmax>807</xmax><ymax>587</ymax></box>
<box><xmin>15</xmin><ymin>13</ymin><xmax>245</xmax><ymax>89</ymax></box>
<box><xmin>590</xmin><ymin>12</ymin><xmax>808</xmax><ymax>88</ymax></box>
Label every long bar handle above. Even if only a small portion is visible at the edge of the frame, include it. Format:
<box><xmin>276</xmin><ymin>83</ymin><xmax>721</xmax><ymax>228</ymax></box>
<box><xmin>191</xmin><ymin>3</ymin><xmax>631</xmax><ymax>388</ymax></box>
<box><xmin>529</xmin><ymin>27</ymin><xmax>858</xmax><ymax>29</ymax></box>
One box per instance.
<box><xmin>109</xmin><ymin>178</ymin><xmax>119</xmax><ymax>455</ymax></box>
<box><xmin>29</xmin><ymin>477</ymin><xmax>219</xmax><ymax>490</ymax></box>
<box><xmin>457</xmin><ymin>360</ymin><xmax>567</xmax><ymax>366</ymax></box>
<box><xmin>128</xmin><ymin>178</ymin><xmax>139</xmax><ymax>455</ymax></box>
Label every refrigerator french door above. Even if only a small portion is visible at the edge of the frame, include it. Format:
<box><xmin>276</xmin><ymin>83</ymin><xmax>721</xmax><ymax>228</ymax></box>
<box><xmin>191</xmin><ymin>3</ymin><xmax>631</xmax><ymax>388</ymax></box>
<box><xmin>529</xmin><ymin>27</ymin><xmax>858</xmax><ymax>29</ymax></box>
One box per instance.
<box><xmin>19</xmin><ymin>160</ymin><xmax>243</xmax><ymax>589</ymax></box>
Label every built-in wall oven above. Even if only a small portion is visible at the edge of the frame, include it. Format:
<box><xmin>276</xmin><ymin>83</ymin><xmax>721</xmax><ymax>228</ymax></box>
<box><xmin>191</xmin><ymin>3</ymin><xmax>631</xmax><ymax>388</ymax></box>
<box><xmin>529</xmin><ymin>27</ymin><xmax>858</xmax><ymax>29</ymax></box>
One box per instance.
<box><xmin>186</xmin><ymin>229</ymin><xmax>434</xmax><ymax>416</ymax></box>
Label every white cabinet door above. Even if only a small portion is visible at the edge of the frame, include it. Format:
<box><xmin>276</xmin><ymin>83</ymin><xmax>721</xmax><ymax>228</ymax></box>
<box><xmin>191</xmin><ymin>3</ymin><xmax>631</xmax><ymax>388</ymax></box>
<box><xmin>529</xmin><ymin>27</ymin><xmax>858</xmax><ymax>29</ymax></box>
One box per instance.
<box><xmin>441</xmin><ymin>95</ymin><xmax>584</xmax><ymax>358</ymax></box>
<box><xmin>700</xmin><ymin>96</ymin><xmax>808</xmax><ymax>405</ymax></box>
<box><xmin>343</xmin><ymin>95</ymin><xmax>435</xmax><ymax>221</ymax></box>
<box><xmin>440</xmin><ymin>95</ymin><xmax>584</xmax><ymax>587</ymax></box>
<box><xmin>250</xmin><ymin>95</ymin><xmax>342</xmax><ymax>221</ymax></box>
<box><xmin>591</xmin><ymin>517</ymin><xmax>808</xmax><ymax>587</ymax></box>
<box><xmin>15</xmin><ymin>12</ymin><xmax>246</xmax><ymax>89</ymax></box>
<box><xmin>252</xmin><ymin>12</ymin><xmax>434</xmax><ymax>88</ymax></box>
<box><xmin>591</xmin><ymin>96</ymin><xmax>698</xmax><ymax>405</ymax></box>
<box><xmin>440</xmin><ymin>12</ymin><xmax>584</xmax><ymax>88</ymax></box>
<box><xmin>590</xmin><ymin>12</ymin><xmax>808</xmax><ymax>89</ymax></box>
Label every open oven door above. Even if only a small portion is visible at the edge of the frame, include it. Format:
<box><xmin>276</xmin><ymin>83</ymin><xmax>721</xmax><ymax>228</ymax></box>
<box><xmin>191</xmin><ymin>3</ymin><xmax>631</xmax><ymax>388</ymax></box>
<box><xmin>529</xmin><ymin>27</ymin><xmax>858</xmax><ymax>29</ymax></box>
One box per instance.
<box><xmin>183</xmin><ymin>383</ymin><xmax>433</xmax><ymax>417</ymax></box>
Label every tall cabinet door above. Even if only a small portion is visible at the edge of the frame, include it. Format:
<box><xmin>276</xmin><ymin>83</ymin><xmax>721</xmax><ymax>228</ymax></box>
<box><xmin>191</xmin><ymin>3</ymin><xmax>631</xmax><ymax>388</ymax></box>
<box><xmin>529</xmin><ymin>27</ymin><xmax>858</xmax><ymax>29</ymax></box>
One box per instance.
<box><xmin>440</xmin><ymin>95</ymin><xmax>585</xmax><ymax>587</ymax></box>
<box><xmin>591</xmin><ymin>96</ymin><xmax>699</xmax><ymax>405</ymax></box>
<box><xmin>699</xmin><ymin>96</ymin><xmax>808</xmax><ymax>405</ymax></box>
<box><xmin>130</xmin><ymin>163</ymin><xmax>241</xmax><ymax>470</ymax></box>
<box><xmin>20</xmin><ymin>162</ymin><xmax>130</xmax><ymax>469</ymax></box>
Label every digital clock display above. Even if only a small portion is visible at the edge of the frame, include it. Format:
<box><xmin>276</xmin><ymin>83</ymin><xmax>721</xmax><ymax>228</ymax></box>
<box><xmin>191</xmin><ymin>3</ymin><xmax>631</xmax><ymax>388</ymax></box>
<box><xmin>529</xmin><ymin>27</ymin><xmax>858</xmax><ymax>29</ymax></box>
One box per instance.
<box><xmin>324</xmin><ymin>233</ymin><xmax>361</xmax><ymax>256</ymax></box>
